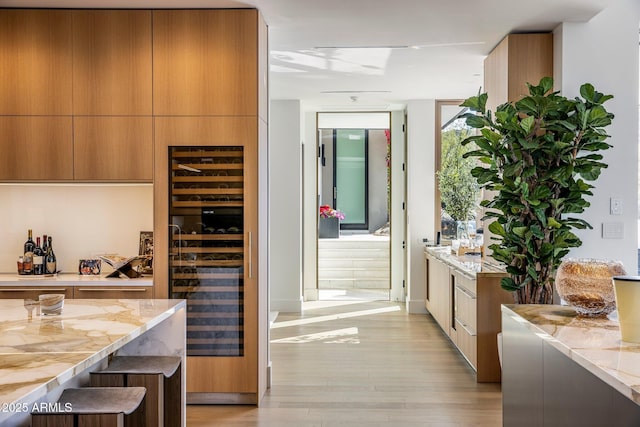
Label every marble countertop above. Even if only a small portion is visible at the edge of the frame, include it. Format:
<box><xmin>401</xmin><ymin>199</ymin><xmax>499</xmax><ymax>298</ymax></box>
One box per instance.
<box><xmin>502</xmin><ymin>304</ymin><xmax>640</xmax><ymax>405</ymax></box>
<box><xmin>424</xmin><ymin>246</ymin><xmax>505</xmax><ymax>279</ymax></box>
<box><xmin>0</xmin><ymin>273</ymin><xmax>153</xmax><ymax>286</ymax></box>
<box><xmin>0</xmin><ymin>298</ymin><xmax>185</xmax><ymax>421</ymax></box>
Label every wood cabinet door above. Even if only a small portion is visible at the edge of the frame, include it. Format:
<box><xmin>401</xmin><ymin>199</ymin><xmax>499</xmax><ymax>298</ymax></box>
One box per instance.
<box><xmin>0</xmin><ymin>9</ymin><xmax>72</xmax><ymax>115</ymax></box>
<box><xmin>0</xmin><ymin>286</ymin><xmax>73</xmax><ymax>300</ymax></box>
<box><xmin>73</xmin><ymin>286</ymin><xmax>153</xmax><ymax>299</ymax></box>
<box><xmin>0</xmin><ymin>117</ymin><xmax>73</xmax><ymax>180</ymax></box>
<box><xmin>152</xmin><ymin>9</ymin><xmax>258</xmax><ymax>116</ymax></box>
<box><xmin>72</xmin><ymin>10</ymin><xmax>152</xmax><ymax>115</ymax></box>
<box><xmin>74</xmin><ymin>117</ymin><xmax>152</xmax><ymax>181</ymax></box>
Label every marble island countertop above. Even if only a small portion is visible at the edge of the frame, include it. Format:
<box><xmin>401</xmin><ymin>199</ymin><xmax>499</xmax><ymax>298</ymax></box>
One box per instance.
<box><xmin>0</xmin><ymin>298</ymin><xmax>186</xmax><ymax>425</ymax></box>
<box><xmin>424</xmin><ymin>246</ymin><xmax>505</xmax><ymax>279</ymax></box>
<box><xmin>502</xmin><ymin>304</ymin><xmax>640</xmax><ymax>406</ymax></box>
<box><xmin>0</xmin><ymin>273</ymin><xmax>152</xmax><ymax>286</ymax></box>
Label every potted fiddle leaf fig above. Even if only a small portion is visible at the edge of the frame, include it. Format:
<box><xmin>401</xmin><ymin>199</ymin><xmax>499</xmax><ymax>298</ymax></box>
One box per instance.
<box><xmin>460</xmin><ymin>77</ymin><xmax>614</xmax><ymax>304</ymax></box>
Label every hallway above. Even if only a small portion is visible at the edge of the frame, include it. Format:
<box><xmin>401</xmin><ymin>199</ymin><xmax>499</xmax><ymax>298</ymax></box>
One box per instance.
<box><xmin>187</xmin><ymin>300</ymin><xmax>502</xmax><ymax>426</ymax></box>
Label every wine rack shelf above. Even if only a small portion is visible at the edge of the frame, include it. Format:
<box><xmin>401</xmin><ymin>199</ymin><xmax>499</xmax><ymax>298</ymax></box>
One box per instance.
<box><xmin>169</xmin><ymin>146</ymin><xmax>245</xmax><ymax>357</ymax></box>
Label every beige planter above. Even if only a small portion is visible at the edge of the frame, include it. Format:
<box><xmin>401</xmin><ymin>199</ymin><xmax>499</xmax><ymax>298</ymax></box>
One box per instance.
<box><xmin>612</xmin><ymin>276</ymin><xmax>640</xmax><ymax>343</ymax></box>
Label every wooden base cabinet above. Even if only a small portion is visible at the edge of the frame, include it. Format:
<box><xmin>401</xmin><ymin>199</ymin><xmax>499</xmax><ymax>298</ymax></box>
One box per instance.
<box><xmin>425</xmin><ymin>249</ymin><xmax>512</xmax><ymax>382</ymax></box>
<box><xmin>0</xmin><ymin>286</ymin><xmax>73</xmax><ymax>301</ymax></box>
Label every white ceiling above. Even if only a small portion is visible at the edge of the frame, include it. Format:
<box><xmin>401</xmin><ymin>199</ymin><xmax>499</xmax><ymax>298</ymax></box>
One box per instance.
<box><xmin>0</xmin><ymin>0</ymin><xmax>615</xmax><ymax>109</ymax></box>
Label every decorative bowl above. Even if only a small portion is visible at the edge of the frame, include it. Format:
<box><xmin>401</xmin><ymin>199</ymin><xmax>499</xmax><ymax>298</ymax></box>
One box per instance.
<box><xmin>556</xmin><ymin>258</ymin><xmax>626</xmax><ymax>317</ymax></box>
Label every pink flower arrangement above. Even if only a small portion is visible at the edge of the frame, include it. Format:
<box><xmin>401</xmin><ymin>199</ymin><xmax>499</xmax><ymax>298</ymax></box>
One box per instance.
<box><xmin>319</xmin><ymin>205</ymin><xmax>345</xmax><ymax>220</ymax></box>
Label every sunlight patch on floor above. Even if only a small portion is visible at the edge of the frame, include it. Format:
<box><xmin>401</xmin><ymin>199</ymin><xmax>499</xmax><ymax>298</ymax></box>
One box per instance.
<box><xmin>271</xmin><ymin>305</ymin><xmax>401</xmax><ymax>329</ymax></box>
<box><xmin>271</xmin><ymin>327</ymin><xmax>360</xmax><ymax>344</ymax></box>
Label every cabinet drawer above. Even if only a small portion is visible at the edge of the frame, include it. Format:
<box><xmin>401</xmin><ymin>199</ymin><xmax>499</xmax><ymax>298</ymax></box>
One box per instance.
<box><xmin>455</xmin><ymin>319</ymin><xmax>477</xmax><ymax>370</ymax></box>
<box><xmin>0</xmin><ymin>287</ymin><xmax>73</xmax><ymax>300</ymax></box>
<box><xmin>455</xmin><ymin>285</ymin><xmax>477</xmax><ymax>332</ymax></box>
<box><xmin>74</xmin><ymin>286</ymin><xmax>153</xmax><ymax>299</ymax></box>
<box><xmin>453</xmin><ymin>269</ymin><xmax>476</xmax><ymax>294</ymax></box>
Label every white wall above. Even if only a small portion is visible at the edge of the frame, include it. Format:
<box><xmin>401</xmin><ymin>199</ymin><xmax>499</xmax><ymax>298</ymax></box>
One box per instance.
<box><xmin>269</xmin><ymin>100</ymin><xmax>303</xmax><ymax>312</ymax></box>
<box><xmin>406</xmin><ymin>100</ymin><xmax>436</xmax><ymax>313</ymax></box>
<box><xmin>0</xmin><ymin>184</ymin><xmax>153</xmax><ymax>273</ymax></box>
<box><xmin>555</xmin><ymin>0</ymin><xmax>640</xmax><ymax>273</ymax></box>
<box><xmin>302</xmin><ymin>111</ymin><xmax>318</xmax><ymax>301</ymax></box>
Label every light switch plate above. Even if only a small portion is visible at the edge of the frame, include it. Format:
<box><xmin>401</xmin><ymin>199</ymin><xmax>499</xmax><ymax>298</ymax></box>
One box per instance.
<box><xmin>602</xmin><ymin>222</ymin><xmax>624</xmax><ymax>239</ymax></box>
<box><xmin>610</xmin><ymin>198</ymin><xmax>623</xmax><ymax>215</ymax></box>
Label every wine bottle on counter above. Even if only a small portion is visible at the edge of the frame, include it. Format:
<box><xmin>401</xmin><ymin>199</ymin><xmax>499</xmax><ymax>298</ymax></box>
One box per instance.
<box><xmin>23</xmin><ymin>229</ymin><xmax>35</xmax><ymax>274</ymax></box>
<box><xmin>42</xmin><ymin>234</ymin><xmax>48</xmax><ymax>254</ymax></box>
<box><xmin>45</xmin><ymin>236</ymin><xmax>57</xmax><ymax>275</ymax></box>
<box><xmin>33</xmin><ymin>237</ymin><xmax>44</xmax><ymax>275</ymax></box>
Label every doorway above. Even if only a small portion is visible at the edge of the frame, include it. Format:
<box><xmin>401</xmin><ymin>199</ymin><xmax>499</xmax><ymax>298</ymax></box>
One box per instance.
<box><xmin>317</xmin><ymin>113</ymin><xmax>391</xmax><ymax>301</ymax></box>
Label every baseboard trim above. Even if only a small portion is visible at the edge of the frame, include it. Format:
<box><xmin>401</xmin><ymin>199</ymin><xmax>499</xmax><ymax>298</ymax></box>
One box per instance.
<box><xmin>270</xmin><ymin>298</ymin><xmax>303</xmax><ymax>313</ymax></box>
<box><xmin>406</xmin><ymin>298</ymin><xmax>428</xmax><ymax>314</ymax></box>
<box><xmin>187</xmin><ymin>392</ymin><xmax>257</xmax><ymax>405</ymax></box>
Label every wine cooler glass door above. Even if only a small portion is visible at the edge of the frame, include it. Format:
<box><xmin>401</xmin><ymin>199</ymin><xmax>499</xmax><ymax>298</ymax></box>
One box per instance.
<box><xmin>169</xmin><ymin>146</ymin><xmax>245</xmax><ymax>357</ymax></box>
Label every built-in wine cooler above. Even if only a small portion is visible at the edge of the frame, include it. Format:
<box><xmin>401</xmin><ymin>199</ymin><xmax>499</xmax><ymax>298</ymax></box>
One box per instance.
<box><xmin>155</xmin><ymin>116</ymin><xmax>260</xmax><ymax>402</ymax></box>
<box><xmin>168</xmin><ymin>146</ymin><xmax>247</xmax><ymax>357</ymax></box>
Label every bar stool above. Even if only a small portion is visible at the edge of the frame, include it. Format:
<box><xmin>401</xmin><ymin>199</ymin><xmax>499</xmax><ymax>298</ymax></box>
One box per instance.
<box><xmin>31</xmin><ymin>386</ymin><xmax>146</xmax><ymax>427</ymax></box>
<box><xmin>90</xmin><ymin>356</ymin><xmax>182</xmax><ymax>427</ymax></box>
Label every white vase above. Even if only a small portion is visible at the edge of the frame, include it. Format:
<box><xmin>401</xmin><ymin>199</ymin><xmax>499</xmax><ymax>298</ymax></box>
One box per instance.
<box><xmin>613</xmin><ymin>276</ymin><xmax>640</xmax><ymax>343</ymax></box>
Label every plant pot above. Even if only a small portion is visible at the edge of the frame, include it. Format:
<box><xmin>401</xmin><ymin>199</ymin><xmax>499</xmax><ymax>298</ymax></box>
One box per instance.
<box><xmin>319</xmin><ymin>217</ymin><xmax>339</xmax><ymax>239</ymax></box>
<box><xmin>612</xmin><ymin>276</ymin><xmax>640</xmax><ymax>343</ymax></box>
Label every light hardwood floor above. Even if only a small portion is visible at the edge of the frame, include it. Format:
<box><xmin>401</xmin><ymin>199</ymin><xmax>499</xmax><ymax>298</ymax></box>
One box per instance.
<box><xmin>187</xmin><ymin>300</ymin><xmax>502</xmax><ymax>426</ymax></box>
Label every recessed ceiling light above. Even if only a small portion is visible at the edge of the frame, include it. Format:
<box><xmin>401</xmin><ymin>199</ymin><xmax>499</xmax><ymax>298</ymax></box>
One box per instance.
<box><xmin>320</xmin><ymin>90</ymin><xmax>392</xmax><ymax>94</ymax></box>
<box><xmin>313</xmin><ymin>45</ymin><xmax>409</xmax><ymax>50</ymax></box>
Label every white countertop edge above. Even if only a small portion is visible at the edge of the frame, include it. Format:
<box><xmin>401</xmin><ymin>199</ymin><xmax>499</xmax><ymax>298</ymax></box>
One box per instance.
<box><xmin>0</xmin><ymin>273</ymin><xmax>153</xmax><ymax>286</ymax></box>
<box><xmin>501</xmin><ymin>304</ymin><xmax>640</xmax><ymax>406</ymax></box>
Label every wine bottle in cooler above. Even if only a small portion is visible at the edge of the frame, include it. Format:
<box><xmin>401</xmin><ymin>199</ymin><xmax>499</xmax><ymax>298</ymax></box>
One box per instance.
<box><xmin>23</xmin><ymin>229</ymin><xmax>35</xmax><ymax>274</ymax></box>
<box><xmin>45</xmin><ymin>236</ymin><xmax>57</xmax><ymax>275</ymax></box>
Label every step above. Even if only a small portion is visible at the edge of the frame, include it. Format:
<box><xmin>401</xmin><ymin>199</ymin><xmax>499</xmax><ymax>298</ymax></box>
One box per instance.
<box><xmin>318</xmin><ymin>278</ymin><xmax>390</xmax><ymax>289</ymax></box>
<box><xmin>318</xmin><ymin>267</ymin><xmax>389</xmax><ymax>280</ymax></box>
<box><xmin>318</xmin><ymin>240</ymin><xmax>389</xmax><ymax>250</ymax></box>
<box><xmin>318</xmin><ymin>258</ymin><xmax>389</xmax><ymax>269</ymax></box>
<box><xmin>318</xmin><ymin>248</ymin><xmax>389</xmax><ymax>259</ymax></box>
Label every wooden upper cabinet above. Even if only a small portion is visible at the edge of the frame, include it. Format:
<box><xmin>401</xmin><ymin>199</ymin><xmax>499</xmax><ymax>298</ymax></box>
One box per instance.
<box><xmin>0</xmin><ymin>117</ymin><xmax>73</xmax><ymax>180</ymax></box>
<box><xmin>74</xmin><ymin>117</ymin><xmax>153</xmax><ymax>181</ymax></box>
<box><xmin>72</xmin><ymin>10</ymin><xmax>152</xmax><ymax>116</ymax></box>
<box><xmin>0</xmin><ymin>10</ymin><xmax>72</xmax><ymax>115</ymax></box>
<box><xmin>153</xmin><ymin>9</ymin><xmax>259</xmax><ymax>116</ymax></box>
<box><xmin>484</xmin><ymin>33</ymin><xmax>553</xmax><ymax>113</ymax></box>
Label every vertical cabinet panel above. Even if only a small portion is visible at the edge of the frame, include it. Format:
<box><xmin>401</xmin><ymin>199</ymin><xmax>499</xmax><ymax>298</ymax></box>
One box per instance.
<box><xmin>484</xmin><ymin>33</ymin><xmax>553</xmax><ymax>112</ymax></box>
<box><xmin>0</xmin><ymin>117</ymin><xmax>73</xmax><ymax>180</ymax></box>
<box><xmin>152</xmin><ymin>10</ymin><xmax>258</xmax><ymax>116</ymax></box>
<box><xmin>72</xmin><ymin>10</ymin><xmax>152</xmax><ymax>115</ymax></box>
<box><xmin>0</xmin><ymin>10</ymin><xmax>73</xmax><ymax>115</ymax></box>
<box><xmin>155</xmin><ymin>117</ymin><xmax>258</xmax><ymax>398</ymax></box>
<box><xmin>74</xmin><ymin>117</ymin><xmax>153</xmax><ymax>181</ymax></box>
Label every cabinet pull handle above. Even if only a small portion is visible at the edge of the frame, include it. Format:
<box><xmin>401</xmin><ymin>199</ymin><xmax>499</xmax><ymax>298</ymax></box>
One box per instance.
<box><xmin>248</xmin><ymin>231</ymin><xmax>253</xmax><ymax>279</ymax></box>
<box><xmin>455</xmin><ymin>285</ymin><xmax>476</xmax><ymax>299</ymax></box>
<box><xmin>456</xmin><ymin>319</ymin><xmax>477</xmax><ymax>336</ymax></box>
<box><xmin>77</xmin><ymin>288</ymin><xmax>147</xmax><ymax>292</ymax></box>
<box><xmin>1</xmin><ymin>288</ymin><xmax>68</xmax><ymax>292</ymax></box>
